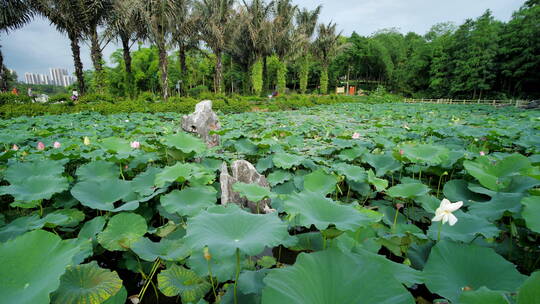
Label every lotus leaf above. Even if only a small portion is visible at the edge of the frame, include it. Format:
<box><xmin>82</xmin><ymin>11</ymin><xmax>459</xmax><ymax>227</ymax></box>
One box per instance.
<box><xmin>97</xmin><ymin>213</ymin><xmax>147</xmax><ymax>251</ymax></box>
<box><xmin>157</xmin><ymin>264</ymin><xmax>211</xmax><ymax>303</ymax></box>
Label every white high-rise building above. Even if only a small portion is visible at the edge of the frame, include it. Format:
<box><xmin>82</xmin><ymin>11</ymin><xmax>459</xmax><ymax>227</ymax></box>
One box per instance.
<box><xmin>24</xmin><ymin>68</ymin><xmax>74</xmax><ymax>87</ymax></box>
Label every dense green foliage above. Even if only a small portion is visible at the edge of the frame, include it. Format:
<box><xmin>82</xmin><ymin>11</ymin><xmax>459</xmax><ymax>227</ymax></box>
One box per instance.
<box><xmin>0</xmin><ymin>101</ymin><xmax>539</xmax><ymax>303</ymax></box>
<box><xmin>331</xmin><ymin>3</ymin><xmax>540</xmax><ymax>98</ymax></box>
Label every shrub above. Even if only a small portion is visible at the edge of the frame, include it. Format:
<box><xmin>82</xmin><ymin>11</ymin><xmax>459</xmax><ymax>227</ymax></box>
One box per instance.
<box><xmin>78</xmin><ymin>93</ymin><xmax>118</xmax><ymax>104</ymax></box>
<box><xmin>0</xmin><ymin>92</ymin><xmax>32</xmax><ymax>105</ymax></box>
<box><xmin>47</xmin><ymin>93</ymin><xmax>72</xmax><ymax>104</ymax></box>
<box><xmin>137</xmin><ymin>91</ymin><xmax>160</xmax><ymax>103</ymax></box>
<box><xmin>187</xmin><ymin>85</ymin><xmax>209</xmax><ymax>98</ymax></box>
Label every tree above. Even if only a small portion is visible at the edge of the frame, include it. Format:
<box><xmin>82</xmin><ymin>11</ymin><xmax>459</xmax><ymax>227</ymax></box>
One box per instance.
<box><xmin>84</xmin><ymin>0</ymin><xmax>113</xmax><ymax>92</ymax></box>
<box><xmin>33</xmin><ymin>0</ymin><xmax>88</xmax><ymax>94</ymax></box>
<box><xmin>171</xmin><ymin>0</ymin><xmax>199</xmax><ymax>95</ymax></box>
<box><xmin>195</xmin><ymin>0</ymin><xmax>235</xmax><ymax>94</ymax></box>
<box><xmin>296</xmin><ymin>5</ymin><xmax>320</xmax><ymax>93</ymax></box>
<box><xmin>136</xmin><ymin>0</ymin><xmax>183</xmax><ymax>100</ymax></box>
<box><xmin>0</xmin><ymin>0</ymin><xmax>34</xmax><ymax>91</ymax></box>
<box><xmin>313</xmin><ymin>22</ymin><xmax>341</xmax><ymax>94</ymax></box>
<box><xmin>272</xmin><ymin>0</ymin><xmax>297</xmax><ymax>93</ymax></box>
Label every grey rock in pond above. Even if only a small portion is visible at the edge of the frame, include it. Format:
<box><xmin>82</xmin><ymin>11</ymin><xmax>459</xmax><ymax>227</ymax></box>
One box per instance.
<box><xmin>220</xmin><ymin>160</ymin><xmax>274</xmax><ymax>214</ymax></box>
<box><xmin>181</xmin><ymin>100</ymin><xmax>220</xmax><ymax>147</ymax></box>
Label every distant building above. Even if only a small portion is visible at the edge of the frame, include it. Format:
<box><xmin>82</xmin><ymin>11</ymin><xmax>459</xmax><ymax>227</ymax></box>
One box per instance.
<box><xmin>24</xmin><ymin>68</ymin><xmax>74</xmax><ymax>87</ymax></box>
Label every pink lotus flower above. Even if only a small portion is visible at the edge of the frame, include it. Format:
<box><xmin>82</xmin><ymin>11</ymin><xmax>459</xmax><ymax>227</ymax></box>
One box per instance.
<box><xmin>396</xmin><ymin>203</ymin><xmax>404</xmax><ymax>210</ymax></box>
<box><xmin>479</xmin><ymin>151</ymin><xmax>486</xmax><ymax>156</ymax></box>
<box><xmin>12</xmin><ymin>144</ymin><xmax>19</xmax><ymax>151</ymax></box>
<box><xmin>130</xmin><ymin>141</ymin><xmax>140</xmax><ymax>149</ymax></box>
<box><xmin>53</xmin><ymin>141</ymin><xmax>61</xmax><ymax>149</ymax></box>
<box><xmin>37</xmin><ymin>142</ymin><xmax>45</xmax><ymax>150</ymax></box>
<box><xmin>399</xmin><ymin>149</ymin><xmax>404</xmax><ymax>155</ymax></box>
<box><xmin>352</xmin><ymin>132</ymin><xmax>361</xmax><ymax>139</ymax></box>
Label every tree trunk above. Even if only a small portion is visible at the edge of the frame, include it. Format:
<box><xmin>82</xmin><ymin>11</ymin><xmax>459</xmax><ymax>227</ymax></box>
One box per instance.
<box><xmin>276</xmin><ymin>58</ymin><xmax>287</xmax><ymax>94</ymax></box>
<box><xmin>320</xmin><ymin>64</ymin><xmax>329</xmax><ymax>94</ymax></box>
<box><xmin>178</xmin><ymin>46</ymin><xmax>187</xmax><ymax>95</ymax></box>
<box><xmin>157</xmin><ymin>41</ymin><xmax>169</xmax><ymax>101</ymax></box>
<box><xmin>214</xmin><ymin>49</ymin><xmax>223</xmax><ymax>94</ymax></box>
<box><xmin>251</xmin><ymin>57</ymin><xmax>263</xmax><ymax>96</ymax></box>
<box><xmin>120</xmin><ymin>34</ymin><xmax>134</xmax><ymax>97</ymax></box>
<box><xmin>299</xmin><ymin>56</ymin><xmax>309</xmax><ymax>94</ymax></box>
<box><xmin>90</xmin><ymin>25</ymin><xmax>105</xmax><ymax>92</ymax></box>
<box><xmin>69</xmin><ymin>32</ymin><xmax>85</xmax><ymax>95</ymax></box>
<box><xmin>0</xmin><ymin>47</ymin><xmax>6</xmax><ymax>92</ymax></box>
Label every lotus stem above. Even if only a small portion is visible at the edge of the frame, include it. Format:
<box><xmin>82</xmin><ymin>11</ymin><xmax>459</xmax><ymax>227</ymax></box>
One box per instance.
<box><xmin>392</xmin><ymin>207</ymin><xmax>400</xmax><ymax>233</ymax></box>
<box><xmin>139</xmin><ymin>258</ymin><xmax>161</xmax><ymax>302</ymax></box>
<box><xmin>119</xmin><ymin>164</ymin><xmax>125</xmax><ymax>180</ymax></box>
<box><xmin>234</xmin><ymin>248</ymin><xmax>240</xmax><ymax>304</ymax></box>
<box><xmin>437</xmin><ymin>221</ymin><xmax>443</xmax><ymax>242</ymax></box>
<box><xmin>207</xmin><ymin>260</ymin><xmax>218</xmax><ymax>299</ymax></box>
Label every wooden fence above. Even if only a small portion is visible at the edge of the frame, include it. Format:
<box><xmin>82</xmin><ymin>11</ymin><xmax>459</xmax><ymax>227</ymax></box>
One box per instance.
<box><xmin>403</xmin><ymin>98</ymin><xmax>530</xmax><ymax>107</ymax></box>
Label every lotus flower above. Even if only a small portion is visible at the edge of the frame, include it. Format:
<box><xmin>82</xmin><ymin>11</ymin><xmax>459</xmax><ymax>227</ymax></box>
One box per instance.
<box><xmin>479</xmin><ymin>151</ymin><xmax>485</xmax><ymax>156</ymax></box>
<box><xmin>432</xmin><ymin>198</ymin><xmax>463</xmax><ymax>226</ymax></box>
<box><xmin>83</xmin><ymin>136</ymin><xmax>90</xmax><ymax>145</ymax></box>
<box><xmin>352</xmin><ymin>132</ymin><xmax>360</xmax><ymax>139</ymax></box>
<box><xmin>12</xmin><ymin>144</ymin><xmax>19</xmax><ymax>151</ymax></box>
<box><xmin>130</xmin><ymin>141</ymin><xmax>140</xmax><ymax>149</ymax></box>
<box><xmin>37</xmin><ymin>142</ymin><xmax>45</xmax><ymax>150</ymax></box>
<box><xmin>399</xmin><ymin>149</ymin><xmax>404</xmax><ymax>155</ymax></box>
<box><xmin>53</xmin><ymin>141</ymin><xmax>61</xmax><ymax>149</ymax></box>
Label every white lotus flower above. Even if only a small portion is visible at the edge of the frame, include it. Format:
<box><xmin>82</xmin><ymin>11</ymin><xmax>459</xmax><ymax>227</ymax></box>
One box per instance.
<box><xmin>432</xmin><ymin>198</ymin><xmax>463</xmax><ymax>226</ymax></box>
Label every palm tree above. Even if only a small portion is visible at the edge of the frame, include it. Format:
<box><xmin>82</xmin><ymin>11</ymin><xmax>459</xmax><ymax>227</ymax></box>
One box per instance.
<box><xmin>135</xmin><ymin>0</ymin><xmax>182</xmax><ymax>100</ymax></box>
<box><xmin>313</xmin><ymin>22</ymin><xmax>341</xmax><ymax>94</ymax></box>
<box><xmin>171</xmin><ymin>0</ymin><xmax>199</xmax><ymax>95</ymax></box>
<box><xmin>296</xmin><ymin>5</ymin><xmax>321</xmax><ymax>94</ymax></box>
<box><xmin>194</xmin><ymin>0</ymin><xmax>235</xmax><ymax>94</ymax></box>
<box><xmin>272</xmin><ymin>0</ymin><xmax>297</xmax><ymax>93</ymax></box>
<box><xmin>33</xmin><ymin>0</ymin><xmax>89</xmax><ymax>94</ymax></box>
<box><xmin>231</xmin><ymin>0</ymin><xmax>274</xmax><ymax>95</ymax></box>
<box><xmin>105</xmin><ymin>0</ymin><xmax>146</xmax><ymax>96</ymax></box>
<box><xmin>83</xmin><ymin>0</ymin><xmax>113</xmax><ymax>92</ymax></box>
<box><xmin>1</xmin><ymin>0</ymin><xmax>34</xmax><ymax>91</ymax></box>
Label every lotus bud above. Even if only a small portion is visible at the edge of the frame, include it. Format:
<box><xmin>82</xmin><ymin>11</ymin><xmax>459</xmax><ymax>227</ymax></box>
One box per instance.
<box><xmin>130</xmin><ymin>141</ymin><xmax>140</xmax><ymax>149</ymax></box>
<box><xmin>204</xmin><ymin>247</ymin><xmax>211</xmax><ymax>261</ymax></box>
<box><xmin>479</xmin><ymin>151</ymin><xmax>485</xmax><ymax>156</ymax></box>
<box><xmin>399</xmin><ymin>149</ymin><xmax>404</xmax><ymax>155</ymax></box>
<box><xmin>12</xmin><ymin>144</ymin><xmax>19</xmax><ymax>151</ymax></box>
<box><xmin>352</xmin><ymin>132</ymin><xmax>360</xmax><ymax>139</ymax></box>
<box><xmin>37</xmin><ymin>142</ymin><xmax>45</xmax><ymax>150</ymax></box>
<box><xmin>53</xmin><ymin>141</ymin><xmax>61</xmax><ymax>149</ymax></box>
<box><xmin>83</xmin><ymin>136</ymin><xmax>91</xmax><ymax>145</ymax></box>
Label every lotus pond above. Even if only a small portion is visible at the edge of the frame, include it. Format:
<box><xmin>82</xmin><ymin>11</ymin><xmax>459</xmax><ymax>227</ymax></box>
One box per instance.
<box><xmin>0</xmin><ymin>102</ymin><xmax>539</xmax><ymax>304</ymax></box>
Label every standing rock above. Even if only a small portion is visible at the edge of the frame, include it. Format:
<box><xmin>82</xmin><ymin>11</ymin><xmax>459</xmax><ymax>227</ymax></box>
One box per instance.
<box><xmin>181</xmin><ymin>100</ymin><xmax>221</xmax><ymax>147</ymax></box>
<box><xmin>220</xmin><ymin>160</ymin><xmax>274</xmax><ymax>213</ymax></box>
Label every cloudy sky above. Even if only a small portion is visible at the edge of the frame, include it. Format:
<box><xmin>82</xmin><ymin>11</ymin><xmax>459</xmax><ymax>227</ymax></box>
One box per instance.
<box><xmin>1</xmin><ymin>0</ymin><xmax>525</xmax><ymax>80</ymax></box>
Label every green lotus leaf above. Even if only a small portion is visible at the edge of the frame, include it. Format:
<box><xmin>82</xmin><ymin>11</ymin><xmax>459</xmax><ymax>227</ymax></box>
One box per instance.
<box><xmin>163</xmin><ymin>132</ymin><xmax>206</xmax><ymax>154</ymax></box>
<box><xmin>332</xmin><ymin>162</ymin><xmax>367</xmax><ymax>183</ymax></box>
<box><xmin>386</xmin><ymin>182</ymin><xmax>430</xmax><ymax>199</ymax></box>
<box><xmin>463</xmin><ymin>154</ymin><xmax>532</xmax><ymax>192</ymax></box>
<box><xmin>78</xmin><ymin>216</ymin><xmax>106</xmax><ymax>241</ymax></box>
<box><xmin>521</xmin><ymin>196</ymin><xmax>540</xmax><ymax>233</ymax></box>
<box><xmin>51</xmin><ymin>261</ymin><xmax>122</xmax><ymax>304</ymax></box>
<box><xmin>0</xmin><ymin>215</ymin><xmax>46</xmax><ymax>242</ymax></box>
<box><xmin>283</xmin><ymin>191</ymin><xmax>381</xmax><ymax>231</ymax></box>
<box><xmin>303</xmin><ymin>169</ymin><xmax>338</xmax><ymax>195</ymax></box>
<box><xmin>468</xmin><ymin>190</ymin><xmax>525</xmax><ymax>221</ymax></box>
<box><xmin>71</xmin><ymin>179</ymin><xmax>133</xmax><ymax>211</ymax></box>
<box><xmin>401</xmin><ymin>144</ymin><xmax>449</xmax><ymax>165</ymax></box>
<box><xmin>131</xmin><ymin>167</ymin><xmax>161</xmax><ymax>196</ymax></box>
<box><xmin>102</xmin><ymin>286</ymin><xmax>127</xmax><ymax>304</ymax></box>
<box><xmin>75</xmin><ymin>161</ymin><xmax>118</xmax><ymax>182</ymax></box>
<box><xmin>272</xmin><ymin>152</ymin><xmax>304</xmax><ymax>169</ymax></box>
<box><xmin>160</xmin><ymin>186</ymin><xmax>217</xmax><ymax>217</ymax></box>
<box><xmin>1</xmin><ymin>175</ymin><xmax>69</xmax><ymax>204</ymax></box>
<box><xmin>233</xmin><ymin>182</ymin><xmax>271</xmax><ymax>202</ymax></box>
<box><xmin>338</xmin><ymin>146</ymin><xmax>367</xmax><ymax>161</ymax></box>
<box><xmin>131</xmin><ymin>238</ymin><xmax>190</xmax><ymax>262</ymax></box>
<box><xmin>186</xmin><ymin>250</ymin><xmax>238</xmax><ymax>282</ymax></box>
<box><xmin>97</xmin><ymin>213</ymin><xmax>147</xmax><ymax>251</ymax></box>
<box><xmin>518</xmin><ymin>271</ymin><xmax>540</xmax><ymax>304</ymax></box>
<box><xmin>157</xmin><ymin>264</ymin><xmax>211</xmax><ymax>303</ymax></box>
<box><xmin>367</xmin><ymin>169</ymin><xmax>388</xmax><ymax>191</ymax></box>
<box><xmin>363</xmin><ymin>153</ymin><xmax>401</xmax><ymax>177</ymax></box>
<box><xmin>184</xmin><ymin>204</ymin><xmax>290</xmax><ymax>259</ymax></box>
<box><xmin>234</xmin><ymin>138</ymin><xmax>258</xmax><ymax>154</ymax></box>
<box><xmin>0</xmin><ymin>230</ymin><xmax>81</xmax><ymax>304</ymax></box>
<box><xmin>42</xmin><ymin>209</ymin><xmax>85</xmax><ymax>228</ymax></box>
<box><xmin>154</xmin><ymin>163</ymin><xmax>193</xmax><ymax>187</ymax></box>
<box><xmin>238</xmin><ymin>269</ymin><xmax>270</xmax><ymax>295</ymax></box>
<box><xmin>266</xmin><ymin>170</ymin><xmax>293</xmax><ymax>186</ymax></box>
<box><xmin>4</xmin><ymin>160</ymin><xmax>66</xmax><ymax>183</ymax></box>
<box><xmin>443</xmin><ymin>180</ymin><xmax>486</xmax><ymax>206</ymax></box>
<box><xmin>423</xmin><ymin>240</ymin><xmax>527</xmax><ymax>303</ymax></box>
<box><xmin>262</xmin><ymin>248</ymin><xmax>415</xmax><ymax>304</ymax></box>
<box><xmin>100</xmin><ymin>137</ymin><xmax>132</xmax><ymax>153</ymax></box>
<box><xmin>427</xmin><ymin>211</ymin><xmax>499</xmax><ymax>242</ymax></box>
<box><xmin>459</xmin><ymin>287</ymin><xmax>509</xmax><ymax>304</ymax></box>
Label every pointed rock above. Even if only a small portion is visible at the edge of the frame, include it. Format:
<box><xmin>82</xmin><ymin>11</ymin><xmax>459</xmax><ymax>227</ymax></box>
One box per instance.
<box><xmin>220</xmin><ymin>160</ymin><xmax>274</xmax><ymax>213</ymax></box>
<box><xmin>181</xmin><ymin>100</ymin><xmax>221</xmax><ymax>147</ymax></box>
